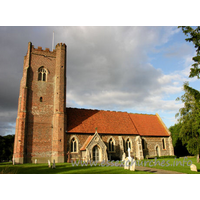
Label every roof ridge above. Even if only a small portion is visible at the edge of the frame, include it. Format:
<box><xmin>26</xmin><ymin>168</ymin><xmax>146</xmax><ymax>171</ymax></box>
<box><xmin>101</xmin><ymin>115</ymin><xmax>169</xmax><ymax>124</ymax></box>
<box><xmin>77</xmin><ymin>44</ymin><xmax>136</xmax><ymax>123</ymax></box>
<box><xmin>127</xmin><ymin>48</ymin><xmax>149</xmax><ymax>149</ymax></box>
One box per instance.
<box><xmin>66</xmin><ymin>107</ymin><xmax>129</xmax><ymax>114</ymax></box>
<box><xmin>67</xmin><ymin>107</ymin><xmax>157</xmax><ymax>116</ymax></box>
<box><xmin>80</xmin><ymin>135</ymin><xmax>93</xmax><ymax>151</ymax></box>
<box><xmin>129</xmin><ymin>113</ymin><xmax>156</xmax><ymax>116</ymax></box>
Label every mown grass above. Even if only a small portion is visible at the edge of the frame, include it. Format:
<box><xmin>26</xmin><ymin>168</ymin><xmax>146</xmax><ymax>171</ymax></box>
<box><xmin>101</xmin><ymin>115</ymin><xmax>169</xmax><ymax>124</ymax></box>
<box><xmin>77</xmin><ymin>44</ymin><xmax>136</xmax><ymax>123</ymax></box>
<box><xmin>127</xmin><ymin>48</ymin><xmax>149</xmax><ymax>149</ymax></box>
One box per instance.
<box><xmin>0</xmin><ymin>162</ymin><xmax>151</xmax><ymax>174</ymax></box>
<box><xmin>1</xmin><ymin>157</ymin><xmax>199</xmax><ymax>174</ymax></box>
<box><xmin>141</xmin><ymin>157</ymin><xmax>200</xmax><ymax>174</ymax></box>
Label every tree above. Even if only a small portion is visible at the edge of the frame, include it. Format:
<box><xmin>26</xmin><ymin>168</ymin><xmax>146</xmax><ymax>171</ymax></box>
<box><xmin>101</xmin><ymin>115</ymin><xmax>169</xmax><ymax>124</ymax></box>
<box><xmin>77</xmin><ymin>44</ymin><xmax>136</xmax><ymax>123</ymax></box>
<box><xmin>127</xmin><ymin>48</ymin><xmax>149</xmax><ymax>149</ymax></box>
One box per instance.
<box><xmin>177</xmin><ymin>26</ymin><xmax>200</xmax><ymax>163</ymax></box>
<box><xmin>0</xmin><ymin>135</ymin><xmax>14</xmax><ymax>162</ymax></box>
<box><xmin>179</xmin><ymin>26</ymin><xmax>200</xmax><ymax>79</ymax></box>
<box><xmin>176</xmin><ymin>83</ymin><xmax>200</xmax><ymax>162</ymax></box>
<box><xmin>169</xmin><ymin>123</ymin><xmax>190</xmax><ymax>157</ymax></box>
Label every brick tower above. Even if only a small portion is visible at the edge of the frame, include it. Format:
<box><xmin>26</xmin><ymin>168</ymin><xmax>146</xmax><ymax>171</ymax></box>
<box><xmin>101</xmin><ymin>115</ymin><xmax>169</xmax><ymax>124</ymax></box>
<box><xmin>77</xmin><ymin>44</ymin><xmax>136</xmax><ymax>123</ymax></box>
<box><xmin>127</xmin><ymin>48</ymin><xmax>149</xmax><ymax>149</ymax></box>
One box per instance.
<box><xmin>13</xmin><ymin>42</ymin><xmax>67</xmax><ymax>163</ymax></box>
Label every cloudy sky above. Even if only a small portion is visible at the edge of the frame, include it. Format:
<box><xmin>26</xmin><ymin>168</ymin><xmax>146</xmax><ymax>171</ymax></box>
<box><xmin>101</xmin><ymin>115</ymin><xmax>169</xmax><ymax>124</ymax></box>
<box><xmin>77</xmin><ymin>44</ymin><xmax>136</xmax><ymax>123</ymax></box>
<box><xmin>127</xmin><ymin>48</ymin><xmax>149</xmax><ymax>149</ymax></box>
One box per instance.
<box><xmin>0</xmin><ymin>26</ymin><xmax>198</xmax><ymax>136</ymax></box>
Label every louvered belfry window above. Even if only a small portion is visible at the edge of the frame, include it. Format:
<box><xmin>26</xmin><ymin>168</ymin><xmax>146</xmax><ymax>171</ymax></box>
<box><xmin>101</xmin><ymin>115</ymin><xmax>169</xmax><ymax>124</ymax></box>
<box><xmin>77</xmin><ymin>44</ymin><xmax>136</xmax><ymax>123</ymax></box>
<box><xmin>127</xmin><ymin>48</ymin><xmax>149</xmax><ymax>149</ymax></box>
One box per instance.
<box><xmin>38</xmin><ymin>67</ymin><xmax>47</xmax><ymax>81</ymax></box>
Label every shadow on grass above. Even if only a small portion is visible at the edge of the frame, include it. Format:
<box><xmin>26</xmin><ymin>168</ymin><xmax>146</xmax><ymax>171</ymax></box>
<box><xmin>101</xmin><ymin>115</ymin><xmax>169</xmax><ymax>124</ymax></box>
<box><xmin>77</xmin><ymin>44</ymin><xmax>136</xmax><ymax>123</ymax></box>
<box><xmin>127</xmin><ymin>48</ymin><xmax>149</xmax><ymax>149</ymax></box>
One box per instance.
<box><xmin>0</xmin><ymin>163</ymin><xmax>153</xmax><ymax>174</ymax></box>
<box><xmin>0</xmin><ymin>167</ymin><xmax>18</xmax><ymax>174</ymax></box>
<box><xmin>142</xmin><ymin>169</ymin><xmax>157</xmax><ymax>173</ymax></box>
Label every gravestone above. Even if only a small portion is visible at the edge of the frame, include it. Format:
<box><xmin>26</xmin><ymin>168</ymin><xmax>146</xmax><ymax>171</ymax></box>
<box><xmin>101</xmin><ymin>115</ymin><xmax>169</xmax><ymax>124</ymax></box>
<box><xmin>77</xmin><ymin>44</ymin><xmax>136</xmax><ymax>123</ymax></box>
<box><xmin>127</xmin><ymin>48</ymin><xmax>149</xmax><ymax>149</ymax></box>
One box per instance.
<box><xmin>124</xmin><ymin>157</ymin><xmax>130</xmax><ymax>170</ymax></box>
<box><xmin>190</xmin><ymin>164</ymin><xmax>197</xmax><ymax>172</ymax></box>
<box><xmin>35</xmin><ymin>159</ymin><xmax>37</xmax><ymax>164</ymax></box>
<box><xmin>48</xmin><ymin>160</ymin><xmax>51</xmax><ymax>168</ymax></box>
<box><xmin>52</xmin><ymin>159</ymin><xmax>56</xmax><ymax>169</ymax></box>
<box><xmin>130</xmin><ymin>158</ymin><xmax>136</xmax><ymax>171</ymax></box>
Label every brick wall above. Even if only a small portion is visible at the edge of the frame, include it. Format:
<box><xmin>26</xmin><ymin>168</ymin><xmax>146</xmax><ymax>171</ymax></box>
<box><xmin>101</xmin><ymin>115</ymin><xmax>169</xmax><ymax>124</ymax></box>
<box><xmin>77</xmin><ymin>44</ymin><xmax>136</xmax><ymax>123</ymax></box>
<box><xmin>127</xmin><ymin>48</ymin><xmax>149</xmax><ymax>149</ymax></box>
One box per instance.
<box><xmin>13</xmin><ymin>43</ymin><xmax>66</xmax><ymax>163</ymax></box>
<box><xmin>26</xmin><ymin>47</ymin><xmax>56</xmax><ymax>162</ymax></box>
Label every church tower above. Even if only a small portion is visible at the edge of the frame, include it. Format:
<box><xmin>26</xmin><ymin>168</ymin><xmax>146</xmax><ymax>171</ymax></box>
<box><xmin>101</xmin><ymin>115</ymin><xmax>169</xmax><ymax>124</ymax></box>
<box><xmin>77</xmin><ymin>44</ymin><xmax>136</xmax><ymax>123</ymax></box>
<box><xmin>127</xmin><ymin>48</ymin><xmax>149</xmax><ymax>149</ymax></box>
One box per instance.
<box><xmin>13</xmin><ymin>42</ymin><xmax>67</xmax><ymax>163</ymax></box>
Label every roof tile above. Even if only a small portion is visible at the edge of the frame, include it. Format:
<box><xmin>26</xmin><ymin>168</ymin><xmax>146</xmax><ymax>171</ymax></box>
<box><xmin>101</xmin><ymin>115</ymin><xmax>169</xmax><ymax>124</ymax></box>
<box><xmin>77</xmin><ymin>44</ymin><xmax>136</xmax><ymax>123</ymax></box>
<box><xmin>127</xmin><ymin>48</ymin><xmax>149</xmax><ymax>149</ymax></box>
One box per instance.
<box><xmin>66</xmin><ymin>108</ymin><xmax>170</xmax><ymax>137</ymax></box>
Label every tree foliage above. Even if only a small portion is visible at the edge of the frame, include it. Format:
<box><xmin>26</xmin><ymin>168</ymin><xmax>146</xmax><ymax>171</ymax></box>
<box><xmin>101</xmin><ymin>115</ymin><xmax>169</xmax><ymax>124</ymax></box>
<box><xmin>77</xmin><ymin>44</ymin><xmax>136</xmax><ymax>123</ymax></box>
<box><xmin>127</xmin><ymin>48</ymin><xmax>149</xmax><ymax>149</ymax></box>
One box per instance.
<box><xmin>0</xmin><ymin>135</ymin><xmax>14</xmax><ymax>162</ymax></box>
<box><xmin>176</xmin><ymin>82</ymin><xmax>200</xmax><ymax>159</ymax></box>
<box><xmin>177</xmin><ymin>26</ymin><xmax>200</xmax><ymax>162</ymax></box>
<box><xmin>169</xmin><ymin>123</ymin><xmax>190</xmax><ymax>157</ymax></box>
<box><xmin>179</xmin><ymin>26</ymin><xmax>200</xmax><ymax>79</ymax></box>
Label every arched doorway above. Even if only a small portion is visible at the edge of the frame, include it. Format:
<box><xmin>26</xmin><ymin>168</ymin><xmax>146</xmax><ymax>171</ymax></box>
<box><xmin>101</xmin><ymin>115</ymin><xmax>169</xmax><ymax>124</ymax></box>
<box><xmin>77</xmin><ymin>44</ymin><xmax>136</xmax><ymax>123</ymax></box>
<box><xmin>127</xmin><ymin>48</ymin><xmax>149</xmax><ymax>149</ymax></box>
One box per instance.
<box><xmin>93</xmin><ymin>145</ymin><xmax>99</xmax><ymax>162</ymax></box>
<box><xmin>156</xmin><ymin>146</ymin><xmax>160</xmax><ymax>157</ymax></box>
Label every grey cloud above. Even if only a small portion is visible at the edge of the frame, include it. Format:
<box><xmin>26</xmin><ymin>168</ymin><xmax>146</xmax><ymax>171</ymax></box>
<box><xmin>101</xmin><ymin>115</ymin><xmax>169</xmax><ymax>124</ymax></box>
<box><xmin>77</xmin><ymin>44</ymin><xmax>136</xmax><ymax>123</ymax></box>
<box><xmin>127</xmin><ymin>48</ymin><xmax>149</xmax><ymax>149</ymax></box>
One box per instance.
<box><xmin>0</xmin><ymin>26</ymin><xmax>180</xmax><ymax>135</ymax></box>
<box><xmin>0</xmin><ymin>121</ymin><xmax>15</xmax><ymax>136</ymax></box>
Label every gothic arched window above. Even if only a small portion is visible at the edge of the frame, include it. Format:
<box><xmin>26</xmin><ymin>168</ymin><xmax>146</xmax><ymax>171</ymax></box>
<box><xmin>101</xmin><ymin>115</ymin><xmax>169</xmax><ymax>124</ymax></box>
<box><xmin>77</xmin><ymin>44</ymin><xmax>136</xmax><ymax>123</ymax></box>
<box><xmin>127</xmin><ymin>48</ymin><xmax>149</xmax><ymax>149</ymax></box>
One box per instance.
<box><xmin>38</xmin><ymin>67</ymin><xmax>47</xmax><ymax>81</ymax></box>
<box><xmin>142</xmin><ymin>138</ymin><xmax>146</xmax><ymax>150</ymax></box>
<box><xmin>162</xmin><ymin>138</ymin><xmax>166</xmax><ymax>150</ymax></box>
<box><xmin>108</xmin><ymin>138</ymin><xmax>114</xmax><ymax>152</ymax></box>
<box><xmin>126</xmin><ymin>138</ymin><xmax>131</xmax><ymax>151</ymax></box>
<box><xmin>71</xmin><ymin>138</ymin><xmax>77</xmax><ymax>152</ymax></box>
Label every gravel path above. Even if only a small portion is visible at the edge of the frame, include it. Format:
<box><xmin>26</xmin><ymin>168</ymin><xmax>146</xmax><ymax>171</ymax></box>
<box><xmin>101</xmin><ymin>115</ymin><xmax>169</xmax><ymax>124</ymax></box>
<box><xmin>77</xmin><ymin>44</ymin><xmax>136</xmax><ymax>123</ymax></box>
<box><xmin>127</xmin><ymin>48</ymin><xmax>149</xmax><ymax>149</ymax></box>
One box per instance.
<box><xmin>135</xmin><ymin>166</ymin><xmax>185</xmax><ymax>174</ymax></box>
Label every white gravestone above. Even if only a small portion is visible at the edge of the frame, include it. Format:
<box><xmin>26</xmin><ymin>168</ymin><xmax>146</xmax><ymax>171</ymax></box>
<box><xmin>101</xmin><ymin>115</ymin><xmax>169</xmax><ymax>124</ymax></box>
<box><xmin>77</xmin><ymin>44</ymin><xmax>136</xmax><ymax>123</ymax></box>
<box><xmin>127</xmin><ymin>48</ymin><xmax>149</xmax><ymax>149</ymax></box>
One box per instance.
<box><xmin>190</xmin><ymin>164</ymin><xmax>197</xmax><ymax>172</ymax></box>
<box><xmin>52</xmin><ymin>159</ymin><xmax>56</xmax><ymax>169</ymax></box>
<box><xmin>124</xmin><ymin>157</ymin><xmax>130</xmax><ymax>170</ymax></box>
<box><xmin>48</xmin><ymin>160</ymin><xmax>51</xmax><ymax>168</ymax></box>
<box><xmin>130</xmin><ymin>158</ymin><xmax>136</xmax><ymax>171</ymax></box>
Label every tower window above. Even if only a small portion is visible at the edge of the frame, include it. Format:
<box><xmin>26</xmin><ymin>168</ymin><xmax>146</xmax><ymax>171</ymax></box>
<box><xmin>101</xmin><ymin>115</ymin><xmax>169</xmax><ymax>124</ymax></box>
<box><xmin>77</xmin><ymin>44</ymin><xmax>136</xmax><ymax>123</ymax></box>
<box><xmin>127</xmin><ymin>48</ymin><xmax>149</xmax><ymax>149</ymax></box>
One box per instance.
<box><xmin>38</xmin><ymin>67</ymin><xmax>47</xmax><ymax>81</ymax></box>
<box><xmin>40</xmin><ymin>97</ymin><xmax>43</xmax><ymax>102</ymax></box>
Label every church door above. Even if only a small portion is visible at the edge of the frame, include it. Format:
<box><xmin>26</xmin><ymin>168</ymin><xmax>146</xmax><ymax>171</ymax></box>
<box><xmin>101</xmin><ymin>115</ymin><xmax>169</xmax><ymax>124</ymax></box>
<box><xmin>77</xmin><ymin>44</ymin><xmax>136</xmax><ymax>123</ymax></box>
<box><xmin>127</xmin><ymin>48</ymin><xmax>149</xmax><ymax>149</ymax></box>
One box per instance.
<box><xmin>93</xmin><ymin>145</ymin><xmax>99</xmax><ymax>162</ymax></box>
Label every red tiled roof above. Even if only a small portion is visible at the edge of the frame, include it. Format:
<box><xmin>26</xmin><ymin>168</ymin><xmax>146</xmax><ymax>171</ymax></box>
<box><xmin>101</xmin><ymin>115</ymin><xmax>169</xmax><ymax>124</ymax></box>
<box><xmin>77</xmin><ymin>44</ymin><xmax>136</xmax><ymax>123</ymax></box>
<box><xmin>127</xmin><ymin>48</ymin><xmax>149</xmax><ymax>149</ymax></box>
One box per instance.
<box><xmin>66</xmin><ymin>108</ymin><xmax>170</xmax><ymax>137</ymax></box>
<box><xmin>80</xmin><ymin>135</ymin><xmax>93</xmax><ymax>151</ymax></box>
<box><xmin>128</xmin><ymin>114</ymin><xmax>169</xmax><ymax>136</ymax></box>
<box><xmin>66</xmin><ymin>108</ymin><xmax>138</xmax><ymax>134</ymax></box>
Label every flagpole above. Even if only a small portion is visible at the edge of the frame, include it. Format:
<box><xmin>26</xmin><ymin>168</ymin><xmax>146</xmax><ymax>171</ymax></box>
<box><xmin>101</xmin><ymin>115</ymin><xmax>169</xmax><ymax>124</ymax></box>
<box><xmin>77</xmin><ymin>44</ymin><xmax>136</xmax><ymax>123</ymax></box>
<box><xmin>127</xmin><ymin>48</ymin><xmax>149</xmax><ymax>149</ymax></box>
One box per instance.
<box><xmin>52</xmin><ymin>31</ymin><xmax>54</xmax><ymax>51</ymax></box>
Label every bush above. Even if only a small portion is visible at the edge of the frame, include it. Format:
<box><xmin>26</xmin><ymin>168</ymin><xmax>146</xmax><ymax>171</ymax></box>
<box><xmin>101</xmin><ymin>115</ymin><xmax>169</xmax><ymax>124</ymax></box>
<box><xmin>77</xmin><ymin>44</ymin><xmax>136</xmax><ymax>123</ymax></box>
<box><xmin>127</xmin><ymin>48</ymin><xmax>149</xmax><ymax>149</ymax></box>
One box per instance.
<box><xmin>156</xmin><ymin>155</ymin><xmax>177</xmax><ymax>159</ymax></box>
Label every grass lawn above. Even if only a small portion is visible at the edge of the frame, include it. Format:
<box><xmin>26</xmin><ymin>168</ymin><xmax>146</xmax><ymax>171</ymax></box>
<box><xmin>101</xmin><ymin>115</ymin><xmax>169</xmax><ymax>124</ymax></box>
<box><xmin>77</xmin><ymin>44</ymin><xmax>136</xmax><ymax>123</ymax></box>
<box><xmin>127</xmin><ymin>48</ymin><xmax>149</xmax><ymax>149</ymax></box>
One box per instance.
<box><xmin>1</xmin><ymin>157</ymin><xmax>199</xmax><ymax>174</ymax></box>
<box><xmin>0</xmin><ymin>162</ymin><xmax>152</xmax><ymax>174</ymax></box>
<box><xmin>140</xmin><ymin>156</ymin><xmax>200</xmax><ymax>174</ymax></box>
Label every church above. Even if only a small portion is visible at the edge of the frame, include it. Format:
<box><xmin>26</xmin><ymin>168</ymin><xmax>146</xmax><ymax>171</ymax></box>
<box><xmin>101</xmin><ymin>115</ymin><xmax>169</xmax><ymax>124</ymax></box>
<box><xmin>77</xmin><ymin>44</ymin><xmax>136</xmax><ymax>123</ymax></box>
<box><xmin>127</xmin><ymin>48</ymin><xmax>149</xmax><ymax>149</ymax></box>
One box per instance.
<box><xmin>13</xmin><ymin>42</ymin><xmax>174</xmax><ymax>164</ymax></box>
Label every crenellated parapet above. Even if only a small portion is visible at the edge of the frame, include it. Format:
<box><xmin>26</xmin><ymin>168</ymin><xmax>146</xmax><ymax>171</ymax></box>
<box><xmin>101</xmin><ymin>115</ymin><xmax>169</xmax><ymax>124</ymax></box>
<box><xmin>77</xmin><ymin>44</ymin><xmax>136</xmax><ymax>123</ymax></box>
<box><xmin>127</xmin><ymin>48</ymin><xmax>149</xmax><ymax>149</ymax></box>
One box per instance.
<box><xmin>32</xmin><ymin>45</ymin><xmax>56</xmax><ymax>53</ymax></box>
<box><xmin>24</xmin><ymin>42</ymin><xmax>67</xmax><ymax>57</ymax></box>
<box><xmin>56</xmin><ymin>43</ymin><xmax>66</xmax><ymax>48</ymax></box>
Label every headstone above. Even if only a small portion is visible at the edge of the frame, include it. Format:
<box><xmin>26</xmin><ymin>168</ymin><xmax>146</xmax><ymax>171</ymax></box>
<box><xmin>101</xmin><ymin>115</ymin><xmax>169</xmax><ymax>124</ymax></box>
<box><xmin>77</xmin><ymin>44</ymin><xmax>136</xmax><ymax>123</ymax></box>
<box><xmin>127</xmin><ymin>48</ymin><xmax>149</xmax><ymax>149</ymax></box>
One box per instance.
<box><xmin>130</xmin><ymin>158</ymin><xmax>136</xmax><ymax>171</ymax></box>
<box><xmin>122</xmin><ymin>152</ymin><xmax>126</xmax><ymax>161</ymax></box>
<box><xmin>190</xmin><ymin>164</ymin><xmax>197</xmax><ymax>172</ymax></box>
<box><xmin>67</xmin><ymin>151</ymin><xmax>71</xmax><ymax>163</ymax></box>
<box><xmin>124</xmin><ymin>157</ymin><xmax>130</xmax><ymax>170</ymax></box>
<box><xmin>48</xmin><ymin>160</ymin><xmax>51</xmax><ymax>168</ymax></box>
<box><xmin>52</xmin><ymin>159</ymin><xmax>56</xmax><ymax>169</ymax></box>
<box><xmin>35</xmin><ymin>159</ymin><xmax>37</xmax><ymax>164</ymax></box>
